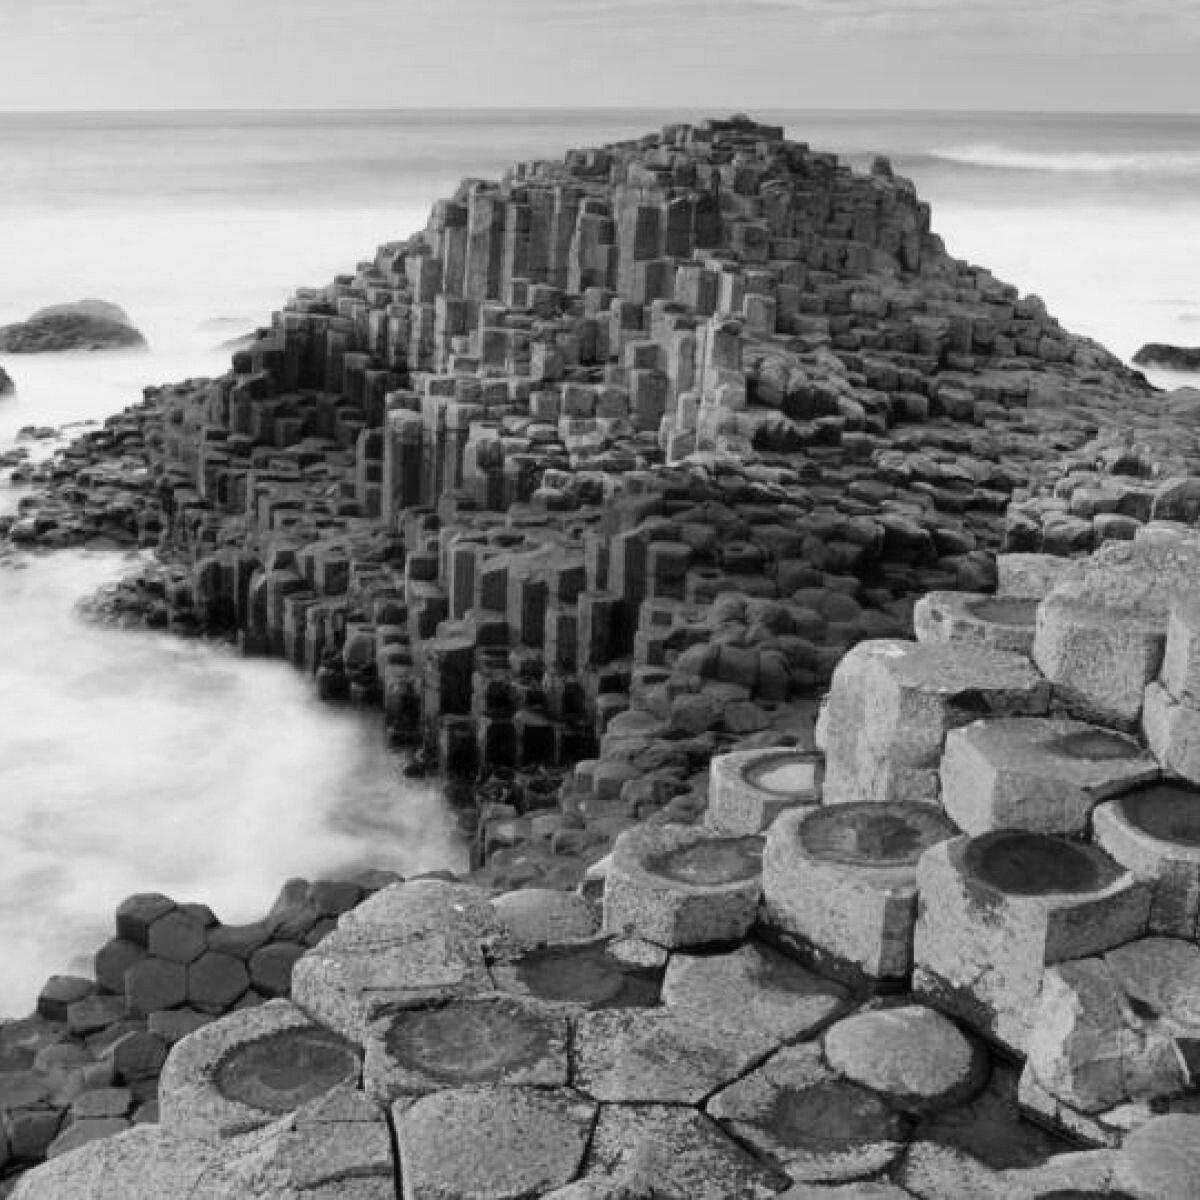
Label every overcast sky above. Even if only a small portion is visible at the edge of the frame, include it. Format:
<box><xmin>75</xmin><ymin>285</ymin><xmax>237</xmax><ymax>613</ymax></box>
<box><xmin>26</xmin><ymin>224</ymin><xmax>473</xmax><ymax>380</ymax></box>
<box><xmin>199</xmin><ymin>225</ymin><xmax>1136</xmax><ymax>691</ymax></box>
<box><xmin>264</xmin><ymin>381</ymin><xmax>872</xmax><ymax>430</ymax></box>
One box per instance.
<box><xmin>0</xmin><ymin>0</ymin><xmax>1197</xmax><ymax>113</ymax></box>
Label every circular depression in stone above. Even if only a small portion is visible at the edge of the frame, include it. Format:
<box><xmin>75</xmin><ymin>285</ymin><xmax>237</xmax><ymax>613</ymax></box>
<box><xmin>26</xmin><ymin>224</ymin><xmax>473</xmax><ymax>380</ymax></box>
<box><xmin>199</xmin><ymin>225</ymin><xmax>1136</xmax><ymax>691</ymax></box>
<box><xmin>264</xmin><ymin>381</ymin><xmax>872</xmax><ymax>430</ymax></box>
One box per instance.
<box><xmin>511</xmin><ymin>942</ymin><xmax>662</xmax><ymax>1008</ymax></box>
<box><xmin>962</xmin><ymin>831</ymin><xmax>1121</xmax><ymax>896</ymax></box>
<box><xmin>1116</xmin><ymin>782</ymin><xmax>1200</xmax><ymax>847</ymax></box>
<box><xmin>214</xmin><ymin>1027</ymin><xmax>360</xmax><ymax>1114</ymax></box>
<box><xmin>383</xmin><ymin>998</ymin><xmax>555</xmax><ymax>1084</ymax></box>
<box><xmin>644</xmin><ymin>836</ymin><xmax>764</xmax><ymax>886</ymax></box>
<box><xmin>745</xmin><ymin>751</ymin><xmax>821</xmax><ymax>796</ymax></box>
<box><xmin>764</xmin><ymin>1080</ymin><xmax>902</xmax><ymax>1152</ymax></box>
<box><xmin>1049</xmin><ymin>728</ymin><xmax>1143</xmax><ymax>762</ymax></box>
<box><xmin>965</xmin><ymin>596</ymin><xmax>1039</xmax><ymax>627</ymax></box>
<box><xmin>799</xmin><ymin>803</ymin><xmax>955</xmax><ymax>869</ymax></box>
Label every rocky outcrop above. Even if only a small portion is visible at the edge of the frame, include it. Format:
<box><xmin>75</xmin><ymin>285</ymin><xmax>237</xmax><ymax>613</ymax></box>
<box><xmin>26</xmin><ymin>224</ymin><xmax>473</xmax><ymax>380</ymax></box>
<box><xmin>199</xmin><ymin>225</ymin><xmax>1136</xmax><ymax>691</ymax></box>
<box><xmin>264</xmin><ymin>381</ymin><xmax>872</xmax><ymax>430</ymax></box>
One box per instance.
<box><xmin>1132</xmin><ymin>342</ymin><xmax>1200</xmax><ymax>371</ymax></box>
<box><xmin>0</xmin><ymin>366</ymin><xmax>13</xmax><ymax>395</ymax></box>
<box><xmin>0</xmin><ymin>301</ymin><xmax>146</xmax><ymax>353</ymax></box>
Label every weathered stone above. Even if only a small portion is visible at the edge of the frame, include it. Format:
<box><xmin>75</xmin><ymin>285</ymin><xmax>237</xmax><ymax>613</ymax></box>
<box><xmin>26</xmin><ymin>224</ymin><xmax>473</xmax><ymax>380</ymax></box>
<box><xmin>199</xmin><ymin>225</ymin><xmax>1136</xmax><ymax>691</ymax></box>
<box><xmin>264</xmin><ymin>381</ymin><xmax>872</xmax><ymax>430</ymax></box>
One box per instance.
<box><xmin>1115</xmin><ymin>1113</ymin><xmax>1200</xmax><ymax>1200</ymax></box>
<box><xmin>574</xmin><ymin>1006</ymin><xmax>777</xmax><ymax>1103</ymax></box>
<box><xmin>708</xmin><ymin>1042</ymin><xmax>906</xmax><ymax>1183</ymax></box>
<box><xmin>490</xmin><ymin>887</ymin><xmax>599</xmax><ymax>948</ymax></box>
<box><xmin>819</xmin><ymin>639</ymin><xmax>1049</xmax><ymax>807</ymax></box>
<box><xmin>913</xmin><ymin>590</ymin><xmax>1039</xmax><ymax>656</ymax></box>
<box><xmin>940</xmin><ymin>717</ymin><xmax>1158</xmax><ymax>836</ymax></box>
<box><xmin>662</xmin><ymin>941</ymin><xmax>849</xmax><ymax>1042</ymax></box>
<box><xmin>602</xmin><ymin>823</ymin><xmax>762</xmax><ymax>948</ymax></box>
<box><xmin>706</xmin><ymin>747</ymin><xmax>823</xmax><ymax>835</ymax></box>
<box><xmin>914</xmin><ymin>831</ymin><xmax>1151</xmax><ymax>1052</ymax></box>
<box><xmin>823</xmin><ymin>1004</ymin><xmax>985</xmax><ymax>1113</ymax></box>
<box><xmin>763</xmin><ymin>802</ymin><xmax>957</xmax><ymax>978</ymax></box>
<box><xmin>395</xmin><ymin>1086</ymin><xmax>595</xmax><ymax>1200</ymax></box>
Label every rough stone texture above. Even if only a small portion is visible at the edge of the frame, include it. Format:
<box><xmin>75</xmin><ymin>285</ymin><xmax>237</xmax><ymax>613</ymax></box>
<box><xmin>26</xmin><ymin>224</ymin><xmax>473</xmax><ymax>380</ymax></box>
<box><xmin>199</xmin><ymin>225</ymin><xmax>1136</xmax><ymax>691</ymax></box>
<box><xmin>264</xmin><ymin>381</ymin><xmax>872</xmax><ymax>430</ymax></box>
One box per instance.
<box><xmin>602</xmin><ymin>823</ymin><xmax>762</xmax><ymax>948</ymax></box>
<box><xmin>582</xmin><ymin>1103</ymin><xmax>788</xmax><ymax>1199</ymax></box>
<box><xmin>940</xmin><ymin>717</ymin><xmax>1158</xmax><ymax>836</ymax></box>
<box><xmin>707</xmin><ymin>1042</ymin><xmax>906</xmax><ymax>1184</ymax></box>
<box><xmin>1114</xmin><ymin>1113</ymin><xmax>1200</xmax><ymax>1200</ymax></box>
<box><xmin>1093</xmin><ymin>782</ymin><xmax>1200</xmax><ymax>938</ymax></box>
<box><xmin>662</xmin><ymin>941</ymin><xmax>849</xmax><ymax>1042</ymax></box>
<box><xmin>362</xmin><ymin>993</ymin><xmax>568</xmax><ymax>1100</ymax></box>
<box><xmin>763</xmin><ymin>802</ymin><xmax>957</xmax><ymax>978</ymax></box>
<box><xmin>490</xmin><ymin>887</ymin><xmax>599</xmax><ymax>948</ymax></box>
<box><xmin>1142</xmin><ymin>680</ymin><xmax>1200</xmax><ymax>782</ymax></box>
<box><xmin>157</xmin><ymin>999</ymin><xmax>359</xmax><ymax>1139</ymax></box>
<box><xmin>395</xmin><ymin>1086</ymin><xmax>595</xmax><ymax>1200</ymax></box>
<box><xmin>573</xmin><ymin>1006</ymin><xmax>778</xmax><ymax>1104</ymax></box>
<box><xmin>820</xmin><ymin>639</ymin><xmax>1049</xmax><ymax>808</ymax></box>
<box><xmin>913</xmin><ymin>590</ymin><xmax>1039</xmax><ymax>656</ymax></box>
<box><xmin>823</xmin><ymin>1004</ymin><xmax>985</xmax><ymax>1112</ymax></box>
<box><xmin>1033</xmin><ymin>537</ymin><xmax>1200</xmax><ymax>728</ymax></box>
<box><xmin>913</xmin><ymin>831</ymin><xmax>1151</xmax><ymax>1052</ymax></box>
<box><xmin>706</xmin><ymin>748</ymin><xmax>823</xmax><ymax>835</ymax></box>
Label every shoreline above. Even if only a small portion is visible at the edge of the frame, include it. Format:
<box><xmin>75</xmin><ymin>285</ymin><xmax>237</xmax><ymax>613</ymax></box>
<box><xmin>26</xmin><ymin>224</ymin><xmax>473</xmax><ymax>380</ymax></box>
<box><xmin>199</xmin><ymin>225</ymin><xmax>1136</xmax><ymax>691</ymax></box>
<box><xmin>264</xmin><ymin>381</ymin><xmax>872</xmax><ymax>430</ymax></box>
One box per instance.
<box><xmin>4</xmin><ymin>113</ymin><xmax>1200</xmax><ymax>1195</ymax></box>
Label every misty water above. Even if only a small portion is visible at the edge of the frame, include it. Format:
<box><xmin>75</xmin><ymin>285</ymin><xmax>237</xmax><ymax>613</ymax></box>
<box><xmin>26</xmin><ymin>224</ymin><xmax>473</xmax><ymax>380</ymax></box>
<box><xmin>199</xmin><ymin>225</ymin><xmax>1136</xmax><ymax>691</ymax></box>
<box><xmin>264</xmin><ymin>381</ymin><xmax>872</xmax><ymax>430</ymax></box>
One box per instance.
<box><xmin>1</xmin><ymin>107</ymin><xmax>1198</xmax><ymax>1016</ymax></box>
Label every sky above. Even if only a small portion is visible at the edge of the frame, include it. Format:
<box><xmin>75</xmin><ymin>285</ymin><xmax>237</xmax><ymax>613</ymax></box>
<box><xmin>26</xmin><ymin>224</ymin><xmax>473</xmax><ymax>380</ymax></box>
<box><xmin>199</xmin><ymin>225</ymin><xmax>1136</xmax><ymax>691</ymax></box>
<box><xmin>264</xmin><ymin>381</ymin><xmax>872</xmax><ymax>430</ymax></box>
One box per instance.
<box><xmin>0</xmin><ymin>0</ymin><xmax>1197</xmax><ymax>113</ymax></box>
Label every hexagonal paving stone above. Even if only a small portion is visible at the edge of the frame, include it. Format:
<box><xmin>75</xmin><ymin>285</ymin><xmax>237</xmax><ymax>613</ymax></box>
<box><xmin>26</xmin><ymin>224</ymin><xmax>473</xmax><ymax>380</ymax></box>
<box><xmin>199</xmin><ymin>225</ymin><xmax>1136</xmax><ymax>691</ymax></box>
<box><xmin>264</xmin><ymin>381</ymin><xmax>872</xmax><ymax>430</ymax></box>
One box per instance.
<box><xmin>662</xmin><ymin>941</ymin><xmax>850</xmax><ymax>1042</ymax></box>
<box><xmin>573</xmin><ymin>1006</ymin><xmax>779</xmax><ymax>1104</ymax></box>
<box><xmin>1093</xmin><ymin>781</ymin><xmax>1200</xmax><ymax>938</ymax></box>
<box><xmin>823</xmin><ymin>1004</ymin><xmax>986</xmax><ymax>1113</ymax></box>
<box><xmin>940</xmin><ymin>717</ymin><xmax>1159</xmax><ymax>837</ymax></box>
<box><xmin>602</xmin><ymin>823</ymin><xmax>763</xmax><ymax>948</ymax></box>
<box><xmin>914</xmin><ymin>831</ymin><xmax>1151</xmax><ymax>1053</ymax></box>
<box><xmin>707</xmin><ymin>1042</ymin><xmax>907</xmax><ymax>1184</ymax></box>
<box><xmin>157</xmin><ymin>998</ymin><xmax>361</xmax><ymax>1138</ymax></box>
<box><xmin>395</xmin><ymin>1086</ymin><xmax>595</xmax><ymax>1200</ymax></box>
<box><xmin>707</xmin><ymin>747</ymin><xmax>824</xmax><ymax>836</ymax></box>
<box><xmin>581</xmin><ymin>1103</ymin><xmax>790</xmax><ymax>1199</ymax></box>
<box><xmin>490</xmin><ymin>936</ymin><xmax>663</xmax><ymax>1011</ymax></box>
<box><xmin>763</xmin><ymin>803</ymin><xmax>957</xmax><ymax>979</ymax></box>
<box><xmin>291</xmin><ymin>880</ymin><xmax>498</xmax><ymax>1042</ymax></box>
<box><xmin>363</xmin><ymin>993</ymin><xmax>569</xmax><ymax>1100</ymax></box>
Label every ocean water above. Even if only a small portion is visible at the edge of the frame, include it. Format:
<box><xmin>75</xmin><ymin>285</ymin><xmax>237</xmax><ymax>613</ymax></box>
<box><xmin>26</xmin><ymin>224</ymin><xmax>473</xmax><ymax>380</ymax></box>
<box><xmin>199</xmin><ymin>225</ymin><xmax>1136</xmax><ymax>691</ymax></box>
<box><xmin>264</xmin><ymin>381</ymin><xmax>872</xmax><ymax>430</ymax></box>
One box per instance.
<box><xmin>0</xmin><ymin>108</ymin><xmax>1198</xmax><ymax>1014</ymax></box>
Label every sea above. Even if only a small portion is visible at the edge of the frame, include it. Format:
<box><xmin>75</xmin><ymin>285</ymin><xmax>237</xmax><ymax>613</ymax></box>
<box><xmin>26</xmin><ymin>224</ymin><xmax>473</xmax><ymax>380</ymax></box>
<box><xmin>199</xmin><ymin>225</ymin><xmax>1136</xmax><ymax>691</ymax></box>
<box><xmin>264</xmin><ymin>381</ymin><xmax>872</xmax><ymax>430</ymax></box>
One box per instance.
<box><xmin>0</xmin><ymin>107</ymin><xmax>1197</xmax><ymax>1014</ymax></box>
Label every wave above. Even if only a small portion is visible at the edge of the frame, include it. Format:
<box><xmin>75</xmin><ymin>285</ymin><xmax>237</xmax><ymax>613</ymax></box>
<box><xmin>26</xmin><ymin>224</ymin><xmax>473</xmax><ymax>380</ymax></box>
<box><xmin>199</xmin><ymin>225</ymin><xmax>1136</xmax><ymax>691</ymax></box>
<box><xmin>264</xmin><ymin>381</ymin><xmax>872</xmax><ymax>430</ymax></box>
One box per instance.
<box><xmin>925</xmin><ymin>143</ymin><xmax>1200</xmax><ymax>176</ymax></box>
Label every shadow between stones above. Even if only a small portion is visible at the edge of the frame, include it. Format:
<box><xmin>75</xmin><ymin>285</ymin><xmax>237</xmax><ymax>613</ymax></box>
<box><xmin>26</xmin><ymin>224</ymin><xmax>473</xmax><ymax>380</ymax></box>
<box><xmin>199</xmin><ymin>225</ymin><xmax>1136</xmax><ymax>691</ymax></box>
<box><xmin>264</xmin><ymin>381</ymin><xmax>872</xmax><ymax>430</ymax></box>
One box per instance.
<box><xmin>965</xmin><ymin>596</ymin><xmax>1039</xmax><ymax>627</ymax></box>
<box><xmin>508</xmin><ymin>941</ymin><xmax>663</xmax><ymax>1009</ymax></box>
<box><xmin>644</xmin><ymin>836</ymin><xmax>764</xmax><ymax>885</ymax></box>
<box><xmin>213</xmin><ymin>1027</ymin><xmax>361</xmax><ymax>1114</ymax></box>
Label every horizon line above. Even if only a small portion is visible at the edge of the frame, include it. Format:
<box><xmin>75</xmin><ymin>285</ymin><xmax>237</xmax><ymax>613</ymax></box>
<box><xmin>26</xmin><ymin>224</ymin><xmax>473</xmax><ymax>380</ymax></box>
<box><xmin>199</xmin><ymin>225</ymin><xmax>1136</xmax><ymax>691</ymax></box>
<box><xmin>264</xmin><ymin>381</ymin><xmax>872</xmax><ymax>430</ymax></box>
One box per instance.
<box><xmin>1</xmin><ymin>103</ymin><xmax>1199</xmax><ymax>119</ymax></box>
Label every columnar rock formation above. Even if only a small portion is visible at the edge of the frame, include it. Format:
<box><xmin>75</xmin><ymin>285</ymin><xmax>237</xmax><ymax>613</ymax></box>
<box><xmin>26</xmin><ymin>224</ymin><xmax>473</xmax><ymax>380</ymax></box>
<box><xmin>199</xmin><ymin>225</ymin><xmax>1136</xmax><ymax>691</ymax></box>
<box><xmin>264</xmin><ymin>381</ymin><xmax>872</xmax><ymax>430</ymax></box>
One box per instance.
<box><xmin>7</xmin><ymin>116</ymin><xmax>1200</xmax><ymax>1197</ymax></box>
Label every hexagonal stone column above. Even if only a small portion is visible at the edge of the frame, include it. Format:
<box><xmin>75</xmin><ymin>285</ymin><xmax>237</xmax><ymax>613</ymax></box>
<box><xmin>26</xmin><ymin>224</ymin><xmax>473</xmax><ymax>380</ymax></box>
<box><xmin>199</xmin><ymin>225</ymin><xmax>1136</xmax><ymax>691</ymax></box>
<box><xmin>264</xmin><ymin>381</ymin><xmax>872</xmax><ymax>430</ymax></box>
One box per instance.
<box><xmin>706</xmin><ymin>747</ymin><xmax>823</xmax><ymax>835</ymax></box>
<box><xmin>1032</xmin><ymin>537</ymin><xmax>1200</xmax><ymax>728</ymax></box>
<box><xmin>1020</xmin><ymin>938</ymin><xmax>1200</xmax><ymax>1144</ymax></box>
<box><xmin>362</xmin><ymin>993</ymin><xmax>569</xmax><ymax>1101</ymax></box>
<box><xmin>158</xmin><ymin>999</ymin><xmax>361</xmax><ymax>1139</ymax></box>
<box><xmin>395</xmin><ymin>1087</ymin><xmax>595</xmax><ymax>1200</ymax></box>
<box><xmin>602</xmin><ymin>824</ymin><xmax>763</xmax><ymax>948</ymax></box>
<box><xmin>762</xmin><ymin>803</ymin><xmax>957</xmax><ymax>979</ymax></box>
<box><xmin>913</xmin><ymin>831</ymin><xmax>1151</xmax><ymax>1053</ymax></box>
<box><xmin>914</xmin><ymin>591</ymin><xmax>1039</xmax><ymax>656</ymax></box>
<box><xmin>940</xmin><ymin>718</ymin><xmax>1158</xmax><ymax>836</ymax></box>
<box><xmin>819</xmin><ymin>639</ymin><xmax>1049</xmax><ymax>808</ymax></box>
<box><xmin>1094</xmin><ymin>781</ymin><xmax>1200</xmax><ymax>937</ymax></box>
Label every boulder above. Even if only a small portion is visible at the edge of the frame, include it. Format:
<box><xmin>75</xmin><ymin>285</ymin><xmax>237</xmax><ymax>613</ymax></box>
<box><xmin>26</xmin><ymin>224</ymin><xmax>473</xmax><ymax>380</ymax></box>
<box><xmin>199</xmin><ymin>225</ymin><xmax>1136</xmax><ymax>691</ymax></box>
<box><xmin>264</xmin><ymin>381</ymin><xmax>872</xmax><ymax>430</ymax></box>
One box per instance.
<box><xmin>0</xmin><ymin>300</ymin><xmax>146</xmax><ymax>353</ymax></box>
<box><xmin>1132</xmin><ymin>343</ymin><xmax>1200</xmax><ymax>371</ymax></box>
<box><xmin>0</xmin><ymin>364</ymin><xmax>13</xmax><ymax>394</ymax></box>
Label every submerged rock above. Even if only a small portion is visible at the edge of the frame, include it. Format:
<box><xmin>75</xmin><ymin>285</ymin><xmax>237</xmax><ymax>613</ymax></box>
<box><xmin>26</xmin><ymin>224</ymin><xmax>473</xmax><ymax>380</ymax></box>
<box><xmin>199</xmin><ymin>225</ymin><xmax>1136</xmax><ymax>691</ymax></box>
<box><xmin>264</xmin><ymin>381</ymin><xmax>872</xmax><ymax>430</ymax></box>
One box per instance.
<box><xmin>0</xmin><ymin>364</ymin><xmax>13</xmax><ymax>394</ymax></box>
<box><xmin>0</xmin><ymin>300</ymin><xmax>146</xmax><ymax>353</ymax></box>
